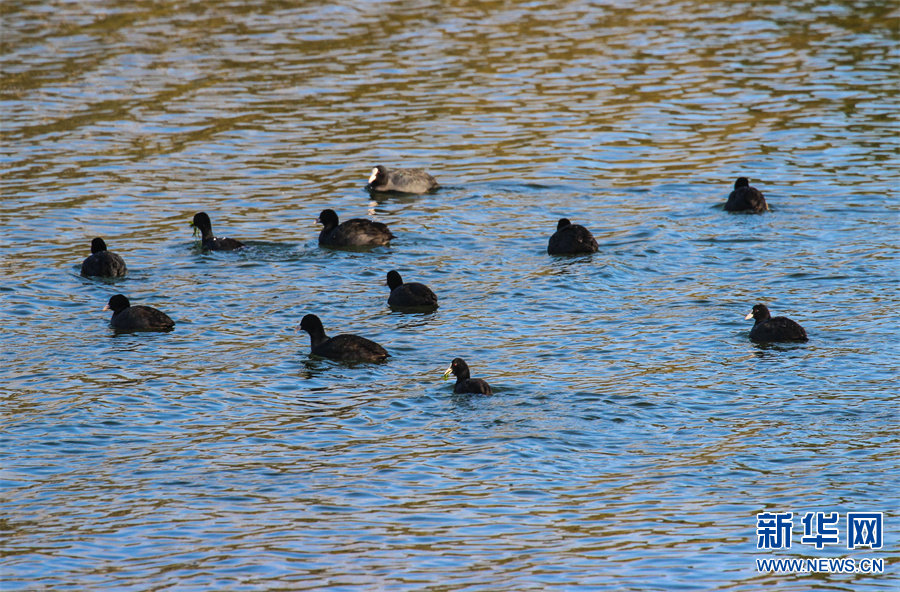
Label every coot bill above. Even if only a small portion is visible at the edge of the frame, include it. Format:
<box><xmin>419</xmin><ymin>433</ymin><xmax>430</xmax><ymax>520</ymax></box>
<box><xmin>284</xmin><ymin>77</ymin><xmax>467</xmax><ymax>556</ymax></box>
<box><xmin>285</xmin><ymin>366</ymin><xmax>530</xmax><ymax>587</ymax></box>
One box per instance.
<box><xmin>442</xmin><ymin>357</ymin><xmax>492</xmax><ymax>395</ymax></box>
<box><xmin>366</xmin><ymin>165</ymin><xmax>438</xmax><ymax>194</ymax></box>
<box><xmin>745</xmin><ymin>304</ymin><xmax>807</xmax><ymax>342</ymax></box>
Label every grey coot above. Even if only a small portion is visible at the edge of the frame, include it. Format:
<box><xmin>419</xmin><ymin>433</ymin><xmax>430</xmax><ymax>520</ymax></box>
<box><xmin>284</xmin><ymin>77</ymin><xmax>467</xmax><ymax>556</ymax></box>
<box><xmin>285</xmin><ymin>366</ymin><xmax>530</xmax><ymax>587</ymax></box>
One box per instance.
<box><xmin>81</xmin><ymin>237</ymin><xmax>127</xmax><ymax>277</ymax></box>
<box><xmin>366</xmin><ymin>165</ymin><xmax>438</xmax><ymax>194</ymax></box>
<box><xmin>725</xmin><ymin>177</ymin><xmax>768</xmax><ymax>213</ymax></box>
<box><xmin>317</xmin><ymin>209</ymin><xmax>394</xmax><ymax>248</ymax></box>
<box><xmin>103</xmin><ymin>294</ymin><xmax>174</xmax><ymax>332</ymax></box>
<box><xmin>547</xmin><ymin>218</ymin><xmax>599</xmax><ymax>255</ymax></box>
<box><xmin>386</xmin><ymin>270</ymin><xmax>438</xmax><ymax>311</ymax></box>
<box><xmin>442</xmin><ymin>357</ymin><xmax>492</xmax><ymax>395</ymax></box>
<box><xmin>745</xmin><ymin>304</ymin><xmax>807</xmax><ymax>342</ymax></box>
<box><xmin>298</xmin><ymin>313</ymin><xmax>388</xmax><ymax>363</ymax></box>
<box><xmin>191</xmin><ymin>212</ymin><xmax>245</xmax><ymax>251</ymax></box>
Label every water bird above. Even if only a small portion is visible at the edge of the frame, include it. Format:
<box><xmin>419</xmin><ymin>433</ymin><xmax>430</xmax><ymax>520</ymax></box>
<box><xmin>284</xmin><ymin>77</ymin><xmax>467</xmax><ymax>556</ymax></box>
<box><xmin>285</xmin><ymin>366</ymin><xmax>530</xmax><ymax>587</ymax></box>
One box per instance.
<box><xmin>366</xmin><ymin>165</ymin><xmax>438</xmax><ymax>194</ymax></box>
<box><xmin>298</xmin><ymin>313</ymin><xmax>388</xmax><ymax>363</ymax></box>
<box><xmin>725</xmin><ymin>177</ymin><xmax>768</xmax><ymax>213</ymax></box>
<box><xmin>317</xmin><ymin>209</ymin><xmax>394</xmax><ymax>248</ymax></box>
<box><xmin>386</xmin><ymin>270</ymin><xmax>438</xmax><ymax>311</ymax></box>
<box><xmin>103</xmin><ymin>294</ymin><xmax>174</xmax><ymax>332</ymax></box>
<box><xmin>745</xmin><ymin>304</ymin><xmax>807</xmax><ymax>342</ymax></box>
<box><xmin>81</xmin><ymin>237</ymin><xmax>127</xmax><ymax>277</ymax></box>
<box><xmin>442</xmin><ymin>358</ymin><xmax>492</xmax><ymax>395</ymax></box>
<box><xmin>547</xmin><ymin>218</ymin><xmax>599</xmax><ymax>255</ymax></box>
<box><xmin>191</xmin><ymin>212</ymin><xmax>245</xmax><ymax>251</ymax></box>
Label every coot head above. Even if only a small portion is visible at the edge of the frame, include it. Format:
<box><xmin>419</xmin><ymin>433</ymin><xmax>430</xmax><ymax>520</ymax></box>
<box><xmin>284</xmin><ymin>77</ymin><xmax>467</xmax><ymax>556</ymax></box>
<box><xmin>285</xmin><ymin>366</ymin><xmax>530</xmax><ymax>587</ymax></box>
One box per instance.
<box><xmin>299</xmin><ymin>313</ymin><xmax>326</xmax><ymax>337</ymax></box>
<box><xmin>191</xmin><ymin>212</ymin><xmax>212</xmax><ymax>235</ymax></box>
<box><xmin>103</xmin><ymin>294</ymin><xmax>130</xmax><ymax>313</ymax></box>
<box><xmin>745</xmin><ymin>303</ymin><xmax>771</xmax><ymax>322</ymax></box>
<box><xmin>386</xmin><ymin>270</ymin><xmax>404</xmax><ymax>290</ymax></box>
<box><xmin>734</xmin><ymin>177</ymin><xmax>750</xmax><ymax>189</ymax></box>
<box><xmin>90</xmin><ymin>237</ymin><xmax>108</xmax><ymax>254</ymax></box>
<box><xmin>317</xmin><ymin>209</ymin><xmax>339</xmax><ymax>231</ymax></box>
<box><xmin>368</xmin><ymin>166</ymin><xmax>387</xmax><ymax>185</ymax></box>
<box><xmin>442</xmin><ymin>357</ymin><xmax>470</xmax><ymax>380</ymax></box>
<box><xmin>556</xmin><ymin>218</ymin><xmax>572</xmax><ymax>231</ymax></box>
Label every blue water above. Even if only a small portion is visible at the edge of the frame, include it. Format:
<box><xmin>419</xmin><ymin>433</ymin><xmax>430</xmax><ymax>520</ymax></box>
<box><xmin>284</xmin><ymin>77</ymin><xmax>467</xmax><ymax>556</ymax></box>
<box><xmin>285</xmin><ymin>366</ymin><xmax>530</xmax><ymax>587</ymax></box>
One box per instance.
<box><xmin>2</xmin><ymin>1</ymin><xmax>898</xmax><ymax>590</ymax></box>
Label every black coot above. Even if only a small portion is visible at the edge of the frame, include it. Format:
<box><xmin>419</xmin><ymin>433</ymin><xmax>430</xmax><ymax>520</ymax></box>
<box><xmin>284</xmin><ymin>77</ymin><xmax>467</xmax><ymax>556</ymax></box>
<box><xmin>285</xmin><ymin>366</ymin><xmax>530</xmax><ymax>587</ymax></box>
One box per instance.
<box><xmin>366</xmin><ymin>165</ymin><xmax>438</xmax><ymax>194</ymax></box>
<box><xmin>103</xmin><ymin>294</ymin><xmax>174</xmax><ymax>332</ymax></box>
<box><xmin>298</xmin><ymin>313</ymin><xmax>388</xmax><ymax>363</ymax></box>
<box><xmin>745</xmin><ymin>304</ymin><xmax>807</xmax><ymax>342</ymax></box>
<box><xmin>725</xmin><ymin>177</ymin><xmax>768</xmax><ymax>213</ymax></box>
<box><xmin>317</xmin><ymin>209</ymin><xmax>394</xmax><ymax>248</ymax></box>
<box><xmin>191</xmin><ymin>212</ymin><xmax>245</xmax><ymax>251</ymax></box>
<box><xmin>81</xmin><ymin>237</ymin><xmax>127</xmax><ymax>277</ymax></box>
<box><xmin>547</xmin><ymin>218</ymin><xmax>599</xmax><ymax>255</ymax></box>
<box><xmin>386</xmin><ymin>270</ymin><xmax>438</xmax><ymax>311</ymax></box>
<box><xmin>442</xmin><ymin>358</ymin><xmax>492</xmax><ymax>395</ymax></box>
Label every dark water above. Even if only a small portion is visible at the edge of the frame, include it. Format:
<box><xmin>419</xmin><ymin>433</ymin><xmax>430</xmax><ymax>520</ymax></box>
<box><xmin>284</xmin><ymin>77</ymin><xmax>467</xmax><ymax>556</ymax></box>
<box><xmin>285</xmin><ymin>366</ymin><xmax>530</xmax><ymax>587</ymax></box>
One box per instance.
<box><xmin>2</xmin><ymin>1</ymin><xmax>898</xmax><ymax>590</ymax></box>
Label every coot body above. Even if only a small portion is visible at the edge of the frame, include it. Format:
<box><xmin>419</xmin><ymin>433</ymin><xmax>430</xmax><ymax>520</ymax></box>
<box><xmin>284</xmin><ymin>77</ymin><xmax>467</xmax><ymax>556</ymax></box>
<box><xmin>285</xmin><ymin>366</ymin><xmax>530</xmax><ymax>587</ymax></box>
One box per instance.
<box><xmin>725</xmin><ymin>177</ymin><xmax>768</xmax><ymax>213</ymax></box>
<box><xmin>104</xmin><ymin>294</ymin><xmax>174</xmax><ymax>332</ymax></box>
<box><xmin>442</xmin><ymin>358</ymin><xmax>492</xmax><ymax>395</ymax></box>
<box><xmin>386</xmin><ymin>270</ymin><xmax>438</xmax><ymax>311</ymax></box>
<box><xmin>366</xmin><ymin>165</ymin><xmax>438</xmax><ymax>194</ymax></box>
<box><xmin>317</xmin><ymin>209</ymin><xmax>394</xmax><ymax>248</ymax></box>
<box><xmin>81</xmin><ymin>238</ymin><xmax>127</xmax><ymax>277</ymax></box>
<box><xmin>191</xmin><ymin>212</ymin><xmax>245</xmax><ymax>251</ymax></box>
<box><xmin>745</xmin><ymin>304</ymin><xmax>807</xmax><ymax>342</ymax></box>
<box><xmin>299</xmin><ymin>314</ymin><xmax>388</xmax><ymax>363</ymax></box>
<box><xmin>547</xmin><ymin>218</ymin><xmax>599</xmax><ymax>255</ymax></box>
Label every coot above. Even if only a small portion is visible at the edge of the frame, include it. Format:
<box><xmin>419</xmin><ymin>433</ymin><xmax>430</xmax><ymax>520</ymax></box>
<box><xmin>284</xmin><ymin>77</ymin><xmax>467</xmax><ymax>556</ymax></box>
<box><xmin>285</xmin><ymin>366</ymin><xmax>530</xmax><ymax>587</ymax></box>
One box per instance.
<box><xmin>745</xmin><ymin>304</ymin><xmax>807</xmax><ymax>342</ymax></box>
<box><xmin>81</xmin><ymin>237</ymin><xmax>127</xmax><ymax>277</ymax></box>
<box><xmin>366</xmin><ymin>165</ymin><xmax>438</xmax><ymax>194</ymax></box>
<box><xmin>725</xmin><ymin>177</ymin><xmax>768</xmax><ymax>213</ymax></box>
<box><xmin>317</xmin><ymin>209</ymin><xmax>394</xmax><ymax>248</ymax></box>
<box><xmin>298</xmin><ymin>313</ymin><xmax>388</xmax><ymax>363</ymax></box>
<box><xmin>547</xmin><ymin>218</ymin><xmax>599</xmax><ymax>255</ymax></box>
<box><xmin>386</xmin><ymin>270</ymin><xmax>438</xmax><ymax>311</ymax></box>
<box><xmin>103</xmin><ymin>294</ymin><xmax>174</xmax><ymax>332</ymax></box>
<box><xmin>442</xmin><ymin>358</ymin><xmax>492</xmax><ymax>395</ymax></box>
<box><xmin>191</xmin><ymin>212</ymin><xmax>245</xmax><ymax>251</ymax></box>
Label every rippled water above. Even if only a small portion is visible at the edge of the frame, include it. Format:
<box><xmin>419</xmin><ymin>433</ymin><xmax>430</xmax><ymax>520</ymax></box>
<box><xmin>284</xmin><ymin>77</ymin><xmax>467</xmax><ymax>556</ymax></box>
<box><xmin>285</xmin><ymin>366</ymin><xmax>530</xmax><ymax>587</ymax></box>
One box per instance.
<box><xmin>2</xmin><ymin>0</ymin><xmax>899</xmax><ymax>590</ymax></box>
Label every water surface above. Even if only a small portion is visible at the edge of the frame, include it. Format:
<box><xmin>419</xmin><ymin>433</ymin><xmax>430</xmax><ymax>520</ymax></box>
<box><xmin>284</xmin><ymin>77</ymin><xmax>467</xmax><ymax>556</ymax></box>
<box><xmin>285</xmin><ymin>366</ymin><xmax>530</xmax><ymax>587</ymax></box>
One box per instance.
<box><xmin>2</xmin><ymin>0</ymin><xmax>898</xmax><ymax>590</ymax></box>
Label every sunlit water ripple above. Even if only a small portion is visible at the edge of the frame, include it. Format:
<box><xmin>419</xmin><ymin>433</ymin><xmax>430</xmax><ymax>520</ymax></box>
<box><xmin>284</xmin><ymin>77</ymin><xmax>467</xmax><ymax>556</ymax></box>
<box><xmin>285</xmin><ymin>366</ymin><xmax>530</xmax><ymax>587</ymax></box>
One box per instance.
<box><xmin>1</xmin><ymin>0</ymin><xmax>898</xmax><ymax>590</ymax></box>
